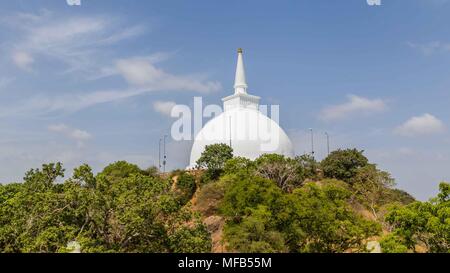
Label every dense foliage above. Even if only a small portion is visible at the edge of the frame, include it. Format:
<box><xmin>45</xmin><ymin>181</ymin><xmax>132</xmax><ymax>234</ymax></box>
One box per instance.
<box><xmin>321</xmin><ymin>149</ymin><xmax>369</xmax><ymax>183</ymax></box>
<box><xmin>196</xmin><ymin>145</ymin><xmax>447</xmax><ymax>253</ymax></box>
<box><xmin>218</xmin><ymin>171</ymin><xmax>380</xmax><ymax>253</ymax></box>
<box><xmin>0</xmin><ymin>144</ymin><xmax>448</xmax><ymax>253</ymax></box>
<box><xmin>0</xmin><ymin>162</ymin><xmax>211</xmax><ymax>253</ymax></box>
<box><xmin>381</xmin><ymin>182</ymin><xmax>450</xmax><ymax>253</ymax></box>
<box><xmin>174</xmin><ymin>172</ymin><xmax>197</xmax><ymax>206</ymax></box>
<box><xmin>196</xmin><ymin>143</ymin><xmax>233</xmax><ymax>181</ymax></box>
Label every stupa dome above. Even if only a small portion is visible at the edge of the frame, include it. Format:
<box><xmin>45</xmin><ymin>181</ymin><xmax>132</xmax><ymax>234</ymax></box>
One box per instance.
<box><xmin>188</xmin><ymin>49</ymin><xmax>294</xmax><ymax>168</ymax></box>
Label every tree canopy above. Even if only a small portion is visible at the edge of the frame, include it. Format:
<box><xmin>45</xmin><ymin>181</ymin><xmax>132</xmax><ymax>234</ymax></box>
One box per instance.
<box><xmin>0</xmin><ymin>148</ymin><xmax>448</xmax><ymax>253</ymax></box>
<box><xmin>321</xmin><ymin>149</ymin><xmax>369</xmax><ymax>183</ymax></box>
<box><xmin>382</xmin><ymin>182</ymin><xmax>450</xmax><ymax>253</ymax></box>
<box><xmin>0</xmin><ymin>162</ymin><xmax>211</xmax><ymax>253</ymax></box>
<box><xmin>196</xmin><ymin>143</ymin><xmax>233</xmax><ymax>181</ymax></box>
<box><xmin>219</xmin><ymin>170</ymin><xmax>380</xmax><ymax>253</ymax></box>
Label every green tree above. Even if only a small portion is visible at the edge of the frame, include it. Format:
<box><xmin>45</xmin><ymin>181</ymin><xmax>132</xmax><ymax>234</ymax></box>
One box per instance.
<box><xmin>295</xmin><ymin>154</ymin><xmax>320</xmax><ymax>181</ymax></box>
<box><xmin>0</xmin><ymin>163</ymin><xmax>76</xmax><ymax>252</ymax></box>
<box><xmin>196</xmin><ymin>144</ymin><xmax>233</xmax><ymax>181</ymax></box>
<box><xmin>351</xmin><ymin>164</ymin><xmax>396</xmax><ymax>220</ymax></box>
<box><xmin>143</xmin><ymin>166</ymin><xmax>160</xmax><ymax>178</ymax></box>
<box><xmin>219</xmin><ymin>172</ymin><xmax>288</xmax><ymax>252</ymax></box>
<box><xmin>321</xmin><ymin>149</ymin><xmax>369</xmax><ymax>183</ymax></box>
<box><xmin>72</xmin><ymin>164</ymin><xmax>96</xmax><ymax>188</ymax></box>
<box><xmin>219</xmin><ymin>171</ymin><xmax>380</xmax><ymax>253</ymax></box>
<box><xmin>166</xmin><ymin>208</ymin><xmax>212</xmax><ymax>253</ymax></box>
<box><xmin>219</xmin><ymin>173</ymin><xmax>285</xmax><ymax>219</ymax></box>
<box><xmin>224</xmin><ymin>206</ymin><xmax>287</xmax><ymax>253</ymax></box>
<box><xmin>78</xmin><ymin>169</ymin><xmax>210</xmax><ymax>253</ymax></box>
<box><xmin>379</xmin><ymin>233</ymin><xmax>409</xmax><ymax>253</ymax></box>
<box><xmin>0</xmin><ymin>162</ymin><xmax>211</xmax><ymax>253</ymax></box>
<box><xmin>284</xmin><ymin>181</ymin><xmax>380</xmax><ymax>253</ymax></box>
<box><xmin>383</xmin><ymin>189</ymin><xmax>415</xmax><ymax>206</ymax></box>
<box><xmin>384</xmin><ymin>182</ymin><xmax>450</xmax><ymax>253</ymax></box>
<box><xmin>0</xmin><ymin>183</ymin><xmax>25</xmax><ymax>252</ymax></box>
<box><xmin>174</xmin><ymin>172</ymin><xmax>197</xmax><ymax>206</ymax></box>
<box><xmin>24</xmin><ymin>162</ymin><xmax>65</xmax><ymax>191</ymax></box>
<box><xmin>255</xmin><ymin>154</ymin><xmax>303</xmax><ymax>192</ymax></box>
<box><xmin>223</xmin><ymin>157</ymin><xmax>256</xmax><ymax>177</ymax></box>
<box><xmin>101</xmin><ymin>161</ymin><xmax>144</xmax><ymax>180</ymax></box>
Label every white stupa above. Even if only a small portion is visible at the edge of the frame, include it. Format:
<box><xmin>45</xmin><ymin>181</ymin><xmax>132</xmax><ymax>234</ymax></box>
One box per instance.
<box><xmin>188</xmin><ymin>49</ymin><xmax>294</xmax><ymax>168</ymax></box>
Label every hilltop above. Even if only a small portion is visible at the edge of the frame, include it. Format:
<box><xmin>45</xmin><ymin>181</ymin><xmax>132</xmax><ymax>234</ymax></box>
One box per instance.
<box><xmin>0</xmin><ymin>145</ymin><xmax>448</xmax><ymax>253</ymax></box>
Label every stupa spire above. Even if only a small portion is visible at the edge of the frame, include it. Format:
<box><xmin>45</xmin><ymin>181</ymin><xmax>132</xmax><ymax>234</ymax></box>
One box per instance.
<box><xmin>234</xmin><ymin>48</ymin><xmax>248</xmax><ymax>94</ymax></box>
<box><xmin>223</xmin><ymin>48</ymin><xmax>260</xmax><ymax>111</ymax></box>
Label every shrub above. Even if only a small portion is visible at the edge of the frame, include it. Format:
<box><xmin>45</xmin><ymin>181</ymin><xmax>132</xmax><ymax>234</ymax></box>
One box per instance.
<box><xmin>321</xmin><ymin>149</ymin><xmax>369</xmax><ymax>183</ymax></box>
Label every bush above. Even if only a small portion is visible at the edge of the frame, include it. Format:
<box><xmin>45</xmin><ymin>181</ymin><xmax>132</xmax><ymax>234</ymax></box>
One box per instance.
<box><xmin>175</xmin><ymin>172</ymin><xmax>197</xmax><ymax>205</ymax></box>
<box><xmin>224</xmin><ymin>206</ymin><xmax>287</xmax><ymax>253</ymax></box>
<box><xmin>219</xmin><ymin>171</ymin><xmax>380</xmax><ymax>253</ymax></box>
<box><xmin>321</xmin><ymin>149</ymin><xmax>369</xmax><ymax>183</ymax></box>
<box><xmin>295</xmin><ymin>154</ymin><xmax>320</xmax><ymax>181</ymax></box>
<box><xmin>196</xmin><ymin>144</ymin><xmax>233</xmax><ymax>181</ymax></box>
<box><xmin>380</xmin><ymin>234</ymin><xmax>409</xmax><ymax>253</ymax></box>
<box><xmin>384</xmin><ymin>182</ymin><xmax>450</xmax><ymax>253</ymax></box>
<box><xmin>100</xmin><ymin>161</ymin><xmax>144</xmax><ymax>180</ymax></box>
<box><xmin>223</xmin><ymin>157</ymin><xmax>256</xmax><ymax>176</ymax></box>
<box><xmin>255</xmin><ymin>154</ymin><xmax>303</xmax><ymax>192</ymax></box>
<box><xmin>0</xmin><ymin>162</ymin><xmax>211</xmax><ymax>253</ymax></box>
<box><xmin>194</xmin><ymin>180</ymin><xmax>226</xmax><ymax>217</ymax></box>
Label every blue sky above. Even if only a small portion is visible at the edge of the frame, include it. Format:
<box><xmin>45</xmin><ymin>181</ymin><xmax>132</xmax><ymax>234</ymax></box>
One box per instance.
<box><xmin>0</xmin><ymin>0</ymin><xmax>450</xmax><ymax>200</ymax></box>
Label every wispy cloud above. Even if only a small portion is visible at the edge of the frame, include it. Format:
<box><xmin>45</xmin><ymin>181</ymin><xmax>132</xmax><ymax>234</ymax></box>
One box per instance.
<box><xmin>0</xmin><ymin>87</ymin><xmax>147</xmax><ymax>117</ymax></box>
<box><xmin>116</xmin><ymin>57</ymin><xmax>221</xmax><ymax>93</ymax></box>
<box><xmin>153</xmin><ymin>100</ymin><xmax>176</xmax><ymax>117</ymax></box>
<box><xmin>0</xmin><ymin>81</ymin><xmax>219</xmax><ymax>118</ymax></box>
<box><xmin>394</xmin><ymin>113</ymin><xmax>445</xmax><ymax>137</ymax></box>
<box><xmin>0</xmin><ymin>11</ymin><xmax>221</xmax><ymax>117</ymax></box>
<box><xmin>407</xmin><ymin>41</ymin><xmax>450</xmax><ymax>56</ymax></box>
<box><xmin>2</xmin><ymin>10</ymin><xmax>144</xmax><ymax>75</ymax></box>
<box><xmin>88</xmin><ymin>52</ymin><xmax>174</xmax><ymax>81</ymax></box>
<box><xmin>48</xmin><ymin>124</ymin><xmax>92</xmax><ymax>147</ymax></box>
<box><xmin>319</xmin><ymin>95</ymin><xmax>387</xmax><ymax>121</ymax></box>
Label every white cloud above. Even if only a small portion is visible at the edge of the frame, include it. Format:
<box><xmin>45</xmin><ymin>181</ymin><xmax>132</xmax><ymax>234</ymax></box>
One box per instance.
<box><xmin>116</xmin><ymin>58</ymin><xmax>161</xmax><ymax>86</ymax></box>
<box><xmin>116</xmin><ymin>57</ymin><xmax>221</xmax><ymax>93</ymax></box>
<box><xmin>407</xmin><ymin>41</ymin><xmax>450</xmax><ymax>56</ymax></box>
<box><xmin>0</xmin><ymin>76</ymin><xmax>219</xmax><ymax>117</ymax></box>
<box><xmin>153</xmin><ymin>100</ymin><xmax>176</xmax><ymax>116</ymax></box>
<box><xmin>0</xmin><ymin>11</ymin><xmax>220</xmax><ymax>117</ymax></box>
<box><xmin>3</xmin><ymin>10</ymin><xmax>144</xmax><ymax>75</ymax></box>
<box><xmin>87</xmin><ymin>52</ymin><xmax>173</xmax><ymax>81</ymax></box>
<box><xmin>395</xmin><ymin>113</ymin><xmax>445</xmax><ymax>136</ymax></box>
<box><xmin>12</xmin><ymin>51</ymin><xmax>34</xmax><ymax>71</ymax></box>
<box><xmin>48</xmin><ymin>124</ymin><xmax>92</xmax><ymax>147</ymax></box>
<box><xmin>0</xmin><ymin>84</ymin><xmax>201</xmax><ymax>118</ymax></box>
<box><xmin>319</xmin><ymin>95</ymin><xmax>387</xmax><ymax>121</ymax></box>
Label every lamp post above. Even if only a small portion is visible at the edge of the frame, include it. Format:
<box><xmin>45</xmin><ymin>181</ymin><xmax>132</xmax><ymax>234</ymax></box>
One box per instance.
<box><xmin>325</xmin><ymin>132</ymin><xmax>330</xmax><ymax>156</ymax></box>
<box><xmin>163</xmin><ymin>135</ymin><xmax>168</xmax><ymax>173</ymax></box>
<box><xmin>309</xmin><ymin>128</ymin><xmax>315</xmax><ymax>158</ymax></box>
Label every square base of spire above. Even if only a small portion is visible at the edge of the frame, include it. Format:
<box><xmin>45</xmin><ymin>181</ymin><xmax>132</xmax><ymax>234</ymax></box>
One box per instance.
<box><xmin>222</xmin><ymin>93</ymin><xmax>261</xmax><ymax>111</ymax></box>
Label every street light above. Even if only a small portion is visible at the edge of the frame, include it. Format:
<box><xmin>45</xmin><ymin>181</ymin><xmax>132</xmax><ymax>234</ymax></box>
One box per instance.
<box><xmin>163</xmin><ymin>135</ymin><xmax>168</xmax><ymax>173</ymax></box>
<box><xmin>325</xmin><ymin>132</ymin><xmax>330</xmax><ymax>156</ymax></box>
<box><xmin>309</xmin><ymin>128</ymin><xmax>315</xmax><ymax>158</ymax></box>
